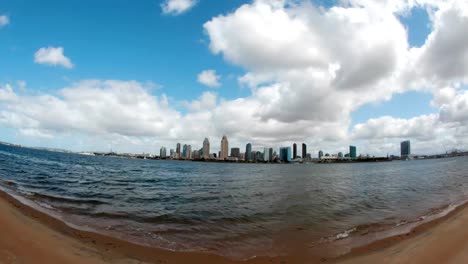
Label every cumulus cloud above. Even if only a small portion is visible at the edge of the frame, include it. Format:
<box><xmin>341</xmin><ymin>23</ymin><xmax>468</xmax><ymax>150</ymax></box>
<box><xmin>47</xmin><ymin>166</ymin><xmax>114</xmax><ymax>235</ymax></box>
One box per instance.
<box><xmin>197</xmin><ymin>70</ymin><xmax>221</xmax><ymax>88</ymax></box>
<box><xmin>34</xmin><ymin>47</ymin><xmax>74</xmax><ymax>69</ymax></box>
<box><xmin>439</xmin><ymin>90</ymin><xmax>468</xmax><ymax>123</ymax></box>
<box><xmin>161</xmin><ymin>0</ymin><xmax>197</xmax><ymax>15</ymax></box>
<box><xmin>2</xmin><ymin>0</ymin><xmax>468</xmax><ymax>155</ymax></box>
<box><xmin>0</xmin><ymin>80</ymin><xmax>180</xmax><ymax>139</ymax></box>
<box><xmin>0</xmin><ymin>15</ymin><xmax>9</xmax><ymax>28</ymax></box>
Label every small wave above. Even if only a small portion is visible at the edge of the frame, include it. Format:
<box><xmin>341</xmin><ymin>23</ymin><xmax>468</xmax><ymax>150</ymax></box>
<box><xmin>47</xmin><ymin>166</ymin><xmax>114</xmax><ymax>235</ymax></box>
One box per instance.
<box><xmin>335</xmin><ymin>227</ymin><xmax>357</xmax><ymax>240</ymax></box>
<box><xmin>29</xmin><ymin>192</ymin><xmax>108</xmax><ymax>205</ymax></box>
<box><xmin>89</xmin><ymin>212</ymin><xmax>196</xmax><ymax>225</ymax></box>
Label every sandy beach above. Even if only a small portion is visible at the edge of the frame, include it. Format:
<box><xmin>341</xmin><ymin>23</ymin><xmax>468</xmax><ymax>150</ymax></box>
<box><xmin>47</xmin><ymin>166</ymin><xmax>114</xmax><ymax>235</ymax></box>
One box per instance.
<box><xmin>1</xmin><ymin>189</ymin><xmax>468</xmax><ymax>264</ymax></box>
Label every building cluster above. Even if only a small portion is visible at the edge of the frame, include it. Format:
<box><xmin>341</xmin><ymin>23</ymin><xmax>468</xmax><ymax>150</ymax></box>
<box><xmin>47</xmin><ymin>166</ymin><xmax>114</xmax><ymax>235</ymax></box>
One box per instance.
<box><xmin>157</xmin><ymin>136</ymin><xmax>413</xmax><ymax>163</ymax></box>
<box><xmin>158</xmin><ymin>135</ymin><xmax>313</xmax><ymax>163</ymax></box>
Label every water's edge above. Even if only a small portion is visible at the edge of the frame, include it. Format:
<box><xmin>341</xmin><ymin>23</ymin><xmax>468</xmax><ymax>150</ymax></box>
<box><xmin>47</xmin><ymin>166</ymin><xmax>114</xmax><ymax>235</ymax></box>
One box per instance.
<box><xmin>1</xmin><ymin>184</ymin><xmax>467</xmax><ymax>262</ymax></box>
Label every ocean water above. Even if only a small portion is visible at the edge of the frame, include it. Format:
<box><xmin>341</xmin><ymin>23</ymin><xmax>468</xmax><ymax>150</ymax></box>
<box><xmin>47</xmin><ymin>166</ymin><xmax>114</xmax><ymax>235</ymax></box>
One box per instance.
<box><xmin>1</xmin><ymin>143</ymin><xmax>467</xmax><ymax>259</ymax></box>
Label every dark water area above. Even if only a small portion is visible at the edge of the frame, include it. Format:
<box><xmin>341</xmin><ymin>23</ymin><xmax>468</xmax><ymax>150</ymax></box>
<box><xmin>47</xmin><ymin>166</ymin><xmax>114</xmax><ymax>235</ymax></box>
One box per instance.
<box><xmin>0</xmin><ymin>143</ymin><xmax>467</xmax><ymax>259</ymax></box>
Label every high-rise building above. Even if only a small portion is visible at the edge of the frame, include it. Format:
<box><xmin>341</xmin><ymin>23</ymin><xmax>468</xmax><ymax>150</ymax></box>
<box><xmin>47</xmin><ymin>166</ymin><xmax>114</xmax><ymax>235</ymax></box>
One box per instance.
<box><xmin>338</xmin><ymin>152</ymin><xmax>343</xmax><ymax>158</ymax></box>
<box><xmin>263</xmin><ymin>147</ymin><xmax>270</xmax><ymax>162</ymax></box>
<box><xmin>176</xmin><ymin>143</ymin><xmax>181</xmax><ymax>155</ymax></box>
<box><xmin>192</xmin><ymin>149</ymin><xmax>201</xmax><ymax>159</ymax></box>
<box><xmin>170</xmin><ymin>149</ymin><xmax>174</xmax><ymax>159</ymax></box>
<box><xmin>302</xmin><ymin>143</ymin><xmax>307</xmax><ymax>159</ymax></box>
<box><xmin>203</xmin><ymin>138</ymin><xmax>210</xmax><ymax>159</ymax></box>
<box><xmin>255</xmin><ymin>151</ymin><xmax>263</xmax><ymax>161</ymax></box>
<box><xmin>245</xmin><ymin>143</ymin><xmax>252</xmax><ymax>162</ymax></box>
<box><xmin>251</xmin><ymin>151</ymin><xmax>257</xmax><ymax>162</ymax></box>
<box><xmin>220</xmin><ymin>135</ymin><xmax>229</xmax><ymax>160</ymax></box>
<box><xmin>350</xmin><ymin>146</ymin><xmax>357</xmax><ymax>159</ymax></box>
<box><xmin>182</xmin><ymin>144</ymin><xmax>188</xmax><ymax>159</ymax></box>
<box><xmin>269</xmin><ymin>148</ymin><xmax>273</xmax><ymax>162</ymax></box>
<box><xmin>279</xmin><ymin>147</ymin><xmax>291</xmax><ymax>162</ymax></box>
<box><xmin>293</xmin><ymin>143</ymin><xmax>297</xmax><ymax>159</ymax></box>
<box><xmin>160</xmin><ymin>147</ymin><xmax>167</xmax><ymax>159</ymax></box>
<box><xmin>401</xmin><ymin>140</ymin><xmax>411</xmax><ymax>159</ymax></box>
<box><xmin>231</xmin><ymin>147</ymin><xmax>240</xmax><ymax>158</ymax></box>
<box><xmin>318</xmin><ymin>150</ymin><xmax>324</xmax><ymax>159</ymax></box>
<box><xmin>187</xmin><ymin>145</ymin><xmax>192</xmax><ymax>160</ymax></box>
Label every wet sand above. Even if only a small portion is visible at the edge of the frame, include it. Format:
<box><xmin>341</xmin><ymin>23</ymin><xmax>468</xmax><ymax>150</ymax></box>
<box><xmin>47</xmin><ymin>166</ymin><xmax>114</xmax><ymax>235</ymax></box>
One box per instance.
<box><xmin>1</xmin><ymin>189</ymin><xmax>468</xmax><ymax>264</ymax></box>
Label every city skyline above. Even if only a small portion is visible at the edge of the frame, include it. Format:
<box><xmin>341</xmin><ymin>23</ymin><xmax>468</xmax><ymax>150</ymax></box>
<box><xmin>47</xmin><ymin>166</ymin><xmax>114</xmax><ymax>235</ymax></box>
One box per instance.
<box><xmin>0</xmin><ymin>1</ymin><xmax>467</xmax><ymax>156</ymax></box>
<box><xmin>153</xmin><ymin>134</ymin><xmax>414</xmax><ymax>162</ymax></box>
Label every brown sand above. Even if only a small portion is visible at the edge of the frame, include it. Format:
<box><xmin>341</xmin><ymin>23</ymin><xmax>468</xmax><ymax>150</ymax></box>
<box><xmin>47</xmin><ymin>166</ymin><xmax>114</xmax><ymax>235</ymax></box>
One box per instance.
<box><xmin>1</xmin><ymin>189</ymin><xmax>468</xmax><ymax>264</ymax></box>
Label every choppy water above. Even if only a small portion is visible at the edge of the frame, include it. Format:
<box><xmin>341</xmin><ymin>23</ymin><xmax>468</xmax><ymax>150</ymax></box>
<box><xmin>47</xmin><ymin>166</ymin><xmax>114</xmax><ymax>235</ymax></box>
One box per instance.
<box><xmin>1</xmin><ymin>143</ymin><xmax>467</xmax><ymax>259</ymax></box>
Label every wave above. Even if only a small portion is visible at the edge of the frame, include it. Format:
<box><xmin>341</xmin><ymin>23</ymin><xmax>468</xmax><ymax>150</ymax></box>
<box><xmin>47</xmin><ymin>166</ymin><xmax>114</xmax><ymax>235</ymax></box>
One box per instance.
<box><xmin>29</xmin><ymin>192</ymin><xmax>108</xmax><ymax>205</ymax></box>
<box><xmin>89</xmin><ymin>212</ymin><xmax>196</xmax><ymax>225</ymax></box>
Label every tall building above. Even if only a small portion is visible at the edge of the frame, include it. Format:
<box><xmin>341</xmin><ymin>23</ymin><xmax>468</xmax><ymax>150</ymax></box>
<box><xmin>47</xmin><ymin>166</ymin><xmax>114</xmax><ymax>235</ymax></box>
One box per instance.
<box><xmin>401</xmin><ymin>140</ymin><xmax>411</xmax><ymax>159</ymax></box>
<box><xmin>293</xmin><ymin>143</ymin><xmax>297</xmax><ymax>159</ymax></box>
<box><xmin>176</xmin><ymin>143</ymin><xmax>181</xmax><ymax>159</ymax></box>
<box><xmin>263</xmin><ymin>147</ymin><xmax>270</xmax><ymax>162</ymax></box>
<box><xmin>279</xmin><ymin>147</ymin><xmax>292</xmax><ymax>162</ymax></box>
<box><xmin>182</xmin><ymin>144</ymin><xmax>188</xmax><ymax>159</ymax></box>
<box><xmin>160</xmin><ymin>147</ymin><xmax>167</xmax><ymax>159</ymax></box>
<box><xmin>269</xmin><ymin>148</ymin><xmax>273</xmax><ymax>162</ymax></box>
<box><xmin>170</xmin><ymin>149</ymin><xmax>175</xmax><ymax>159</ymax></box>
<box><xmin>203</xmin><ymin>138</ymin><xmax>210</xmax><ymax>159</ymax></box>
<box><xmin>318</xmin><ymin>150</ymin><xmax>324</xmax><ymax>159</ymax></box>
<box><xmin>251</xmin><ymin>151</ymin><xmax>257</xmax><ymax>162</ymax></box>
<box><xmin>187</xmin><ymin>145</ymin><xmax>192</xmax><ymax>160</ymax></box>
<box><xmin>350</xmin><ymin>146</ymin><xmax>357</xmax><ymax>159</ymax></box>
<box><xmin>255</xmin><ymin>151</ymin><xmax>263</xmax><ymax>162</ymax></box>
<box><xmin>245</xmin><ymin>143</ymin><xmax>252</xmax><ymax>162</ymax></box>
<box><xmin>338</xmin><ymin>152</ymin><xmax>343</xmax><ymax>159</ymax></box>
<box><xmin>302</xmin><ymin>143</ymin><xmax>307</xmax><ymax>159</ymax></box>
<box><xmin>231</xmin><ymin>147</ymin><xmax>240</xmax><ymax>158</ymax></box>
<box><xmin>220</xmin><ymin>135</ymin><xmax>229</xmax><ymax>160</ymax></box>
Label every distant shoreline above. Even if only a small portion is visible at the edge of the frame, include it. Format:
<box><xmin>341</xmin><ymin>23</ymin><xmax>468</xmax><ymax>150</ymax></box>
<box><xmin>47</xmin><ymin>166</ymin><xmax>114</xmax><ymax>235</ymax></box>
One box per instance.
<box><xmin>2</xmin><ymin>140</ymin><xmax>466</xmax><ymax>164</ymax></box>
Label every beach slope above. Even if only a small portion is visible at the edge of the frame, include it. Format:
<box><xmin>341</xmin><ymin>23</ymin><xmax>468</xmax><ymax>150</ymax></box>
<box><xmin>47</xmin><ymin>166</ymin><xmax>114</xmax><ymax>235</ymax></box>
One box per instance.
<box><xmin>1</xmin><ymin>190</ymin><xmax>468</xmax><ymax>264</ymax></box>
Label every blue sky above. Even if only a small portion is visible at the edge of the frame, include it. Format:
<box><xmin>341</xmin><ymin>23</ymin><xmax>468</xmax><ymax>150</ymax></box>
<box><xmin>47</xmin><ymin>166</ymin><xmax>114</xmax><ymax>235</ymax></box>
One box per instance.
<box><xmin>1</xmin><ymin>0</ymin><xmax>467</xmax><ymax>155</ymax></box>
<box><xmin>1</xmin><ymin>1</ymin><xmax>432</xmax><ymax>113</ymax></box>
<box><xmin>0</xmin><ymin>0</ymin><xmax>250</xmax><ymax>103</ymax></box>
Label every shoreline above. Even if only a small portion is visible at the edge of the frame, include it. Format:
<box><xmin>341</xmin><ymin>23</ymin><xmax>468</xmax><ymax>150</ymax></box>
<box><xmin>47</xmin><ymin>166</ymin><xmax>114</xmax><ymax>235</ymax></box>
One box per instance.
<box><xmin>1</xmin><ymin>189</ymin><xmax>468</xmax><ymax>264</ymax></box>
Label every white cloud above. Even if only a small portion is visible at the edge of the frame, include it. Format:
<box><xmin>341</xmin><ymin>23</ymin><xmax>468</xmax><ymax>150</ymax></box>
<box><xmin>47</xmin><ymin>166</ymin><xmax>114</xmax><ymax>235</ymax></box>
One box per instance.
<box><xmin>197</xmin><ymin>70</ymin><xmax>221</xmax><ymax>88</ymax></box>
<box><xmin>0</xmin><ymin>84</ymin><xmax>17</xmax><ymax>102</ymax></box>
<box><xmin>439</xmin><ymin>90</ymin><xmax>468</xmax><ymax>124</ymax></box>
<box><xmin>204</xmin><ymin>0</ymin><xmax>409</xmax><ymax>124</ymax></box>
<box><xmin>161</xmin><ymin>0</ymin><xmax>197</xmax><ymax>15</ymax></box>
<box><xmin>34</xmin><ymin>47</ymin><xmax>74</xmax><ymax>69</ymax></box>
<box><xmin>0</xmin><ymin>15</ymin><xmax>9</xmax><ymax>28</ymax></box>
<box><xmin>2</xmin><ymin>0</ymin><xmax>468</xmax><ymax>155</ymax></box>
<box><xmin>0</xmin><ymin>80</ymin><xmax>180</xmax><ymax>139</ymax></box>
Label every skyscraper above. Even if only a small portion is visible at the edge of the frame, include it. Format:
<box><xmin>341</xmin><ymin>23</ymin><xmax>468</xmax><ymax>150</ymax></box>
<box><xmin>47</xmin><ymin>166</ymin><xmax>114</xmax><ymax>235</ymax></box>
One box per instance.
<box><xmin>187</xmin><ymin>145</ymin><xmax>192</xmax><ymax>160</ymax></box>
<box><xmin>318</xmin><ymin>150</ymin><xmax>323</xmax><ymax>159</ymax></box>
<box><xmin>160</xmin><ymin>147</ymin><xmax>166</xmax><ymax>159</ymax></box>
<box><xmin>293</xmin><ymin>143</ymin><xmax>297</xmax><ymax>159</ymax></box>
<box><xmin>231</xmin><ymin>148</ymin><xmax>240</xmax><ymax>158</ymax></box>
<box><xmin>203</xmin><ymin>138</ymin><xmax>210</xmax><ymax>159</ymax></box>
<box><xmin>176</xmin><ymin>143</ymin><xmax>181</xmax><ymax>159</ymax></box>
<box><xmin>350</xmin><ymin>146</ymin><xmax>357</xmax><ymax>159</ymax></box>
<box><xmin>263</xmin><ymin>147</ymin><xmax>270</xmax><ymax>162</ymax></box>
<box><xmin>269</xmin><ymin>148</ymin><xmax>273</xmax><ymax>162</ymax></box>
<box><xmin>401</xmin><ymin>140</ymin><xmax>411</xmax><ymax>159</ymax></box>
<box><xmin>245</xmin><ymin>143</ymin><xmax>252</xmax><ymax>161</ymax></box>
<box><xmin>182</xmin><ymin>144</ymin><xmax>188</xmax><ymax>159</ymax></box>
<box><xmin>279</xmin><ymin>147</ymin><xmax>292</xmax><ymax>162</ymax></box>
<box><xmin>220</xmin><ymin>135</ymin><xmax>229</xmax><ymax>160</ymax></box>
<box><xmin>302</xmin><ymin>143</ymin><xmax>307</xmax><ymax>159</ymax></box>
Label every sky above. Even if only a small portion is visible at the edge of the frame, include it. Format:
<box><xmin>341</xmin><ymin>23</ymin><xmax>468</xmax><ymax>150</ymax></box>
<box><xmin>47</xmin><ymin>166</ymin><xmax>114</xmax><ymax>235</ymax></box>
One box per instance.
<box><xmin>1</xmin><ymin>0</ymin><xmax>468</xmax><ymax>156</ymax></box>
